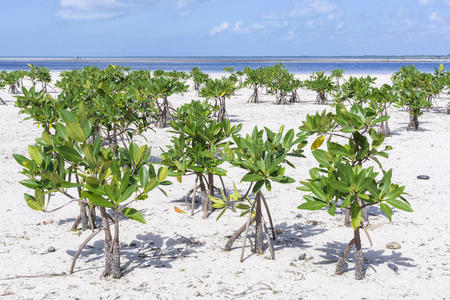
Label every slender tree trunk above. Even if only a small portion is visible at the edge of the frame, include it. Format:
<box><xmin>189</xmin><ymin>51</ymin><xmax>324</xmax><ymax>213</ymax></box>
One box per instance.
<box><xmin>254</xmin><ymin>192</ymin><xmax>263</xmax><ymax>254</ymax></box>
<box><xmin>344</xmin><ymin>208</ymin><xmax>351</xmax><ymax>227</ymax></box>
<box><xmin>408</xmin><ymin>114</ymin><xmax>419</xmax><ymax>131</ymax></box>
<box><xmin>354</xmin><ymin>227</ymin><xmax>365</xmax><ymax>280</ymax></box>
<box><xmin>207</xmin><ymin>173</ymin><xmax>214</xmax><ymax>196</ymax></box>
<box><xmin>111</xmin><ymin>211</ymin><xmax>121</xmax><ymax>279</ymax></box>
<box><xmin>199</xmin><ymin>176</ymin><xmax>209</xmax><ymax>219</ymax></box>
<box><xmin>100</xmin><ymin>207</ymin><xmax>113</xmax><ymax>277</ymax></box>
<box><xmin>80</xmin><ymin>203</ymin><xmax>89</xmax><ymax>231</ymax></box>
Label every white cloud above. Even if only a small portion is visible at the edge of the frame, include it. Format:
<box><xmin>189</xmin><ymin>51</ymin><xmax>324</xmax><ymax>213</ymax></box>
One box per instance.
<box><xmin>57</xmin><ymin>0</ymin><xmax>132</xmax><ymax>20</ymax></box>
<box><xmin>336</xmin><ymin>22</ymin><xmax>344</xmax><ymax>30</ymax></box>
<box><xmin>419</xmin><ymin>0</ymin><xmax>434</xmax><ymax>5</ymax></box>
<box><xmin>232</xmin><ymin>21</ymin><xmax>251</xmax><ymax>34</ymax></box>
<box><xmin>429</xmin><ymin>11</ymin><xmax>443</xmax><ymax>22</ymax></box>
<box><xmin>209</xmin><ymin>22</ymin><xmax>229</xmax><ymax>36</ymax></box>
<box><xmin>290</xmin><ymin>0</ymin><xmax>339</xmax><ymax>18</ymax></box>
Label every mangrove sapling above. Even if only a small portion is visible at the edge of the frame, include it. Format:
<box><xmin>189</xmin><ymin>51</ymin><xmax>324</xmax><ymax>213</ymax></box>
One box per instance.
<box><xmin>331</xmin><ymin>69</ymin><xmax>344</xmax><ymax>91</ymax></box>
<box><xmin>304</xmin><ymin>71</ymin><xmax>336</xmax><ymax>105</ymax></box>
<box><xmin>30</xmin><ymin>65</ymin><xmax>153</xmax><ymax>229</ymax></box>
<box><xmin>298</xmin><ymin>103</ymin><xmax>412</xmax><ymax>280</ymax></box>
<box><xmin>211</xmin><ymin>126</ymin><xmax>307</xmax><ymax>260</ymax></box>
<box><xmin>392</xmin><ymin>66</ymin><xmax>432</xmax><ymax>131</ymax></box>
<box><xmin>370</xmin><ymin>84</ymin><xmax>398</xmax><ymax>137</ymax></box>
<box><xmin>148</xmin><ymin>74</ymin><xmax>189</xmax><ymax>127</ymax></box>
<box><xmin>265</xmin><ymin>64</ymin><xmax>295</xmax><ymax>104</ymax></box>
<box><xmin>27</xmin><ymin>64</ymin><xmax>39</xmax><ymax>88</ymax></box>
<box><xmin>4</xmin><ymin>70</ymin><xmax>24</xmax><ymax>94</ymax></box>
<box><xmin>15</xmin><ymin>87</ymin><xmax>61</xmax><ymax>133</ymax></box>
<box><xmin>190</xmin><ymin>67</ymin><xmax>209</xmax><ymax>93</ymax></box>
<box><xmin>334</xmin><ymin>75</ymin><xmax>376</xmax><ymax>106</ymax></box>
<box><xmin>37</xmin><ymin>66</ymin><xmax>52</xmax><ymax>93</ymax></box>
<box><xmin>236</xmin><ymin>70</ymin><xmax>244</xmax><ymax>85</ymax></box>
<box><xmin>14</xmin><ymin>108</ymin><xmax>169</xmax><ymax>278</ymax></box>
<box><xmin>288</xmin><ymin>79</ymin><xmax>303</xmax><ymax>103</ymax></box>
<box><xmin>199</xmin><ymin>76</ymin><xmax>238</xmax><ymax>122</ymax></box>
<box><xmin>161</xmin><ymin>100</ymin><xmax>241</xmax><ymax>218</ymax></box>
<box><xmin>243</xmin><ymin>67</ymin><xmax>265</xmax><ymax>103</ymax></box>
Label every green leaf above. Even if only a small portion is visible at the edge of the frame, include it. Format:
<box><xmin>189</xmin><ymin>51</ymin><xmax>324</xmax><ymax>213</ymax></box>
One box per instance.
<box><xmin>386</xmin><ymin>198</ymin><xmax>413</xmax><ymax>212</ymax></box>
<box><xmin>312</xmin><ymin>149</ymin><xmax>331</xmax><ymax>167</ymax></box>
<box><xmin>297</xmin><ymin>200</ymin><xmax>328</xmax><ymax>210</ymax></box>
<box><xmin>265</xmin><ymin>179</ymin><xmax>271</xmax><ymax>192</ymax></box>
<box><xmin>81</xmin><ymin>191</ymin><xmax>114</xmax><ymax>208</ymax></box>
<box><xmin>139</xmin><ymin>166</ymin><xmax>149</xmax><ymax>187</ymax></box>
<box><xmin>341</xmin><ymin>194</ymin><xmax>353</xmax><ymax>208</ymax></box>
<box><xmin>329</xmin><ymin>178</ymin><xmax>349</xmax><ymax>193</ymax></box>
<box><xmin>122</xmin><ymin>208</ymin><xmax>146</xmax><ymax>224</ymax></box>
<box><xmin>380</xmin><ymin>203</ymin><xmax>392</xmax><ymax>222</ymax></box>
<box><xmin>24</xmin><ymin>193</ymin><xmax>42</xmax><ymax>211</ymax></box>
<box><xmin>19</xmin><ymin>179</ymin><xmax>40</xmax><ymax>189</ymax></box>
<box><xmin>58</xmin><ymin>146</ymin><xmax>83</xmax><ymax>163</ymax></box>
<box><xmin>242</xmin><ymin>173</ymin><xmax>264</xmax><ymax>182</ymax></box>
<box><xmin>28</xmin><ymin>145</ymin><xmax>42</xmax><ymax>165</ymax></box>
<box><xmin>252</xmin><ymin>180</ymin><xmax>264</xmax><ymax>194</ymax></box>
<box><xmin>60</xmin><ymin>182</ymin><xmax>83</xmax><ymax>188</ymax></box>
<box><xmin>13</xmin><ymin>154</ymin><xmax>30</xmax><ymax>167</ymax></box>
<box><xmin>328</xmin><ymin>205</ymin><xmax>336</xmax><ymax>216</ymax></box>
<box><xmin>134</xmin><ymin>145</ymin><xmax>148</xmax><ymax>165</ymax></box>
<box><xmin>66</xmin><ymin>120</ymin><xmax>85</xmax><ymax>143</ymax></box>
<box><xmin>371</xmin><ymin>115</ymin><xmax>390</xmax><ymax>126</ymax></box>
<box><xmin>83</xmin><ymin>144</ymin><xmax>96</xmax><ymax>168</ymax></box>
<box><xmin>119</xmin><ymin>185</ymin><xmax>137</xmax><ymax>203</ymax></box>
<box><xmin>308</xmin><ymin>181</ymin><xmax>327</xmax><ymax>201</ymax></box>
<box><xmin>158</xmin><ymin>167</ymin><xmax>169</xmax><ymax>181</ymax></box>
<box><xmin>351</xmin><ymin>203</ymin><xmax>362</xmax><ymax>230</ymax></box>
<box><xmin>144</xmin><ymin>178</ymin><xmax>159</xmax><ymax>193</ymax></box>
<box><xmin>271</xmin><ymin>176</ymin><xmax>295</xmax><ymax>184</ymax></box>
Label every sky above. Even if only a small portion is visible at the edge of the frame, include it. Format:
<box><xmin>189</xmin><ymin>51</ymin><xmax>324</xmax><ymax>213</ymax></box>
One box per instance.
<box><xmin>0</xmin><ymin>0</ymin><xmax>449</xmax><ymax>56</ymax></box>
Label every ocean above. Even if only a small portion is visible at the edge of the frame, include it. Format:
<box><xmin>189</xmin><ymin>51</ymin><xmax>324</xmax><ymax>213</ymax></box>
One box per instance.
<box><xmin>0</xmin><ymin>56</ymin><xmax>449</xmax><ymax>73</ymax></box>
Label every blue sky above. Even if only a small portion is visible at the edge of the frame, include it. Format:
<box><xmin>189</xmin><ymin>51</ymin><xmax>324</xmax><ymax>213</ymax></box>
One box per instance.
<box><xmin>1</xmin><ymin>0</ymin><xmax>449</xmax><ymax>56</ymax></box>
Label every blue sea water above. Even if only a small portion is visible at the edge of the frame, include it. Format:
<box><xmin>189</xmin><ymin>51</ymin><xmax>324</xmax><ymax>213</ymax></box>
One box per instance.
<box><xmin>0</xmin><ymin>56</ymin><xmax>448</xmax><ymax>73</ymax></box>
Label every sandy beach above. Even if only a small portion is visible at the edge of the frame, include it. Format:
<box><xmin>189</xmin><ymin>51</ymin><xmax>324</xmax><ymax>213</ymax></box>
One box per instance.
<box><xmin>0</xmin><ymin>71</ymin><xmax>449</xmax><ymax>299</ymax></box>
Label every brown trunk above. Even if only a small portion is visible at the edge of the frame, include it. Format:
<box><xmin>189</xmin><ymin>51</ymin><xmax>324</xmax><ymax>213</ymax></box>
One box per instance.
<box><xmin>80</xmin><ymin>203</ymin><xmax>89</xmax><ymax>231</ymax></box>
<box><xmin>254</xmin><ymin>192</ymin><xmax>263</xmax><ymax>254</ymax></box>
<box><xmin>208</xmin><ymin>173</ymin><xmax>214</xmax><ymax>196</ymax></box>
<box><xmin>111</xmin><ymin>211</ymin><xmax>121</xmax><ymax>278</ymax></box>
<box><xmin>199</xmin><ymin>176</ymin><xmax>209</xmax><ymax>219</ymax></box>
<box><xmin>344</xmin><ymin>208</ymin><xmax>351</xmax><ymax>227</ymax></box>
<box><xmin>354</xmin><ymin>227</ymin><xmax>365</xmax><ymax>280</ymax></box>
<box><xmin>100</xmin><ymin>207</ymin><xmax>113</xmax><ymax>277</ymax></box>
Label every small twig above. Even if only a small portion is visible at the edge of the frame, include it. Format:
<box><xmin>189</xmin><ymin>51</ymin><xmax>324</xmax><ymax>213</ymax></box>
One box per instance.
<box><xmin>42</xmin><ymin>200</ymin><xmax>75</xmax><ymax>213</ymax></box>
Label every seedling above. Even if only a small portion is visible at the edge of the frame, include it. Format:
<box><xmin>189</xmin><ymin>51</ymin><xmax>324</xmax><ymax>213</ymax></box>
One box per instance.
<box><xmin>298</xmin><ymin>102</ymin><xmax>412</xmax><ymax>280</ymax></box>
<box><xmin>211</xmin><ymin>126</ymin><xmax>307</xmax><ymax>260</ymax></box>
<box><xmin>161</xmin><ymin>100</ymin><xmax>241</xmax><ymax>218</ymax></box>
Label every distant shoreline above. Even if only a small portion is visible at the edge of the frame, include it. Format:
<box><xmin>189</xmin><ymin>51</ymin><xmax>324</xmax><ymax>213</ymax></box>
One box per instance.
<box><xmin>1</xmin><ymin>56</ymin><xmax>449</xmax><ymax>63</ymax></box>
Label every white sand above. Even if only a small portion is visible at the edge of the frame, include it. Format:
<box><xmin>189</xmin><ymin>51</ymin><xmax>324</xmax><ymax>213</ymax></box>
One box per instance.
<box><xmin>0</xmin><ymin>72</ymin><xmax>449</xmax><ymax>299</ymax></box>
